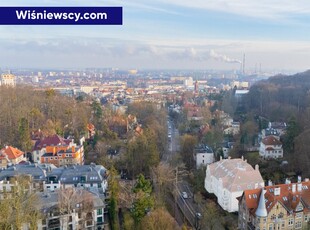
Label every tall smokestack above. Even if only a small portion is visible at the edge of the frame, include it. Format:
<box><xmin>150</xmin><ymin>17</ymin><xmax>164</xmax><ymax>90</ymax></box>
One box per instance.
<box><xmin>242</xmin><ymin>54</ymin><xmax>245</xmax><ymax>75</ymax></box>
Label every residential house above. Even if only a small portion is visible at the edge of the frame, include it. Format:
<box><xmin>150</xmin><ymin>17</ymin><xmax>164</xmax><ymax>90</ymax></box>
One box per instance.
<box><xmin>34</xmin><ymin>188</ymin><xmax>106</xmax><ymax>230</ymax></box>
<box><xmin>238</xmin><ymin>179</ymin><xmax>310</xmax><ymax>230</ymax></box>
<box><xmin>0</xmin><ymin>163</ymin><xmax>107</xmax><ymax>197</ymax></box>
<box><xmin>259</xmin><ymin>136</ymin><xmax>283</xmax><ymax>159</ymax></box>
<box><xmin>262</xmin><ymin>128</ymin><xmax>280</xmax><ymax>139</ymax></box>
<box><xmin>32</xmin><ymin>134</ymin><xmax>84</xmax><ymax>166</ymax></box>
<box><xmin>32</xmin><ymin>135</ymin><xmax>74</xmax><ymax>163</ymax></box>
<box><xmin>40</xmin><ymin>144</ymin><xmax>84</xmax><ymax>167</ymax></box>
<box><xmin>0</xmin><ymin>146</ymin><xmax>27</xmax><ymax>168</ymax></box>
<box><xmin>194</xmin><ymin>144</ymin><xmax>214</xmax><ymax>169</ymax></box>
<box><xmin>205</xmin><ymin>157</ymin><xmax>264</xmax><ymax>212</ymax></box>
<box><xmin>0</xmin><ymin>73</ymin><xmax>16</xmax><ymax>87</ymax></box>
<box><xmin>223</xmin><ymin>122</ymin><xmax>240</xmax><ymax>135</ymax></box>
<box><xmin>0</xmin><ymin>163</ymin><xmax>56</xmax><ymax>198</ymax></box>
<box><xmin>43</xmin><ymin>163</ymin><xmax>108</xmax><ymax>193</ymax></box>
<box><xmin>222</xmin><ymin>142</ymin><xmax>235</xmax><ymax>158</ymax></box>
<box><xmin>268</xmin><ymin>122</ymin><xmax>287</xmax><ymax>136</ymax></box>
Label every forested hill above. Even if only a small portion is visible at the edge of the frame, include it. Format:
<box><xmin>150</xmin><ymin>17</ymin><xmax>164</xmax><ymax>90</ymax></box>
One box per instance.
<box><xmin>268</xmin><ymin>70</ymin><xmax>310</xmax><ymax>87</ymax></box>
<box><xmin>244</xmin><ymin>70</ymin><xmax>310</xmax><ymax>177</ymax></box>
<box><xmin>245</xmin><ymin>70</ymin><xmax>310</xmax><ymax>122</ymax></box>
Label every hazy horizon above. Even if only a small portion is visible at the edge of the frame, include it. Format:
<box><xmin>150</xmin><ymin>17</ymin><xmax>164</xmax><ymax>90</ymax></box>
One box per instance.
<box><xmin>1</xmin><ymin>0</ymin><xmax>310</xmax><ymax>72</ymax></box>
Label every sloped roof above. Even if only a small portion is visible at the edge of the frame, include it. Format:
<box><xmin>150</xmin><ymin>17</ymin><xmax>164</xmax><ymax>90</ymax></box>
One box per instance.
<box><xmin>208</xmin><ymin>158</ymin><xmax>264</xmax><ymax>192</ymax></box>
<box><xmin>262</xmin><ymin>136</ymin><xmax>282</xmax><ymax>146</ymax></box>
<box><xmin>0</xmin><ymin>146</ymin><xmax>24</xmax><ymax>160</ymax></box>
<box><xmin>242</xmin><ymin>181</ymin><xmax>310</xmax><ymax>216</ymax></box>
<box><xmin>33</xmin><ymin>135</ymin><xmax>72</xmax><ymax>151</ymax></box>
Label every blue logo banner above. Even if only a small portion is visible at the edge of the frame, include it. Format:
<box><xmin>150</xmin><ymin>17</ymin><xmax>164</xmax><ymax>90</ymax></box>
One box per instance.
<box><xmin>0</xmin><ymin>7</ymin><xmax>123</xmax><ymax>25</ymax></box>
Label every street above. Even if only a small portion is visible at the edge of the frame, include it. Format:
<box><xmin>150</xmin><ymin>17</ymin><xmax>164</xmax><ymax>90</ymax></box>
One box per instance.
<box><xmin>165</xmin><ymin>116</ymin><xmax>204</xmax><ymax>229</ymax></box>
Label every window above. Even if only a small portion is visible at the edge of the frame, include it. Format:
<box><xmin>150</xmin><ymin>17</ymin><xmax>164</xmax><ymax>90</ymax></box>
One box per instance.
<box><xmin>268</xmin><ymin>223</ymin><xmax>273</xmax><ymax>230</ymax></box>
<box><xmin>305</xmin><ymin>215</ymin><xmax>308</xmax><ymax>222</ymax></box>
<box><xmin>295</xmin><ymin>221</ymin><xmax>302</xmax><ymax>229</ymax></box>
<box><xmin>97</xmin><ymin>208</ymin><xmax>103</xmax><ymax>215</ymax></box>
<box><xmin>296</xmin><ymin>213</ymin><xmax>303</xmax><ymax>219</ymax></box>
<box><xmin>202</xmin><ymin>160</ymin><xmax>204</xmax><ymax>163</ymax></box>
<box><xmin>263</xmin><ymin>217</ymin><xmax>267</xmax><ymax>223</ymax></box>
<box><xmin>97</xmin><ymin>216</ymin><xmax>103</xmax><ymax>224</ymax></box>
<box><xmin>288</xmin><ymin>218</ymin><xmax>294</xmax><ymax>226</ymax></box>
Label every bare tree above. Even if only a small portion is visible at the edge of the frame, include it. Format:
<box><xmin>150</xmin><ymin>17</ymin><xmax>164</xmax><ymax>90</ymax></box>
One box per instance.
<box><xmin>57</xmin><ymin>187</ymin><xmax>94</xmax><ymax>229</ymax></box>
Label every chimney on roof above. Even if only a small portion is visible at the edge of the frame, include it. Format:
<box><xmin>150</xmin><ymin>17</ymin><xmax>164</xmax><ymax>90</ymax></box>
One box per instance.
<box><xmin>305</xmin><ymin>178</ymin><xmax>309</xmax><ymax>182</ymax></box>
<box><xmin>298</xmin><ymin>176</ymin><xmax>302</xmax><ymax>183</ymax></box>
<box><xmin>5</xmin><ymin>146</ymin><xmax>8</xmax><ymax>149</ymax></box>
<box><xmin>255</xmin><ymin>189</ymin><xmax>267</xmax><ymax>217</ymax></box>
<box><xmin>285</xmin><ymin>178</ymin><xmax>291</xmax><ymax>184</ymax></box>
<box><xmin>268</xmin><ymin>180</ymin><xmax>273</xmax><ymax>186</ymax></box>
<box><xmin>274</xmin><ymin>187</ymin><xmax>280</xmax><ymax>196</ymax></box>
<box><xmin>255</xmin><ymin>164</ymin><xmax>259</xmax><ymax>171</ymax></box>
<box><xmin>241</xmin><ymin>155</ymin><xmax>244</xmax><ymax>161</ymax></box>
<box><xmin>292</xmin><ymin>184</ymin><xmax>296</xmax><ymax>193</ymax></box>
<box><xmin>220</xmin><ymin>156</ymin><xmax>222</xmax><ymax>161</ymax></box>
<box><xmin>297</xmin><ymin>183</ymin><xmax>302</xmax><ymax>192</ymax></box>
<box><xmin>72</xmin><ymin>146</ymin><xmax>75</xmax><ymax>153</ymax></box>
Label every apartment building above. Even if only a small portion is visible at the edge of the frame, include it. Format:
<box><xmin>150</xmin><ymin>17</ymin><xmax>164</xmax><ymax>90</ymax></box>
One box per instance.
<box><xmin>238</xmin><ymin>179</ymin><xmax>310</xmax><ymax>230</ymax></box>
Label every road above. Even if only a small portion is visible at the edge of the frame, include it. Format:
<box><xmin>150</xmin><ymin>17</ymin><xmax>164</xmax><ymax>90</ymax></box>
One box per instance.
<box><xmin>164</xmin><ymin>118</ymin><xmax>180</xmax><ymax>162</ymax></box>
<box><xmin>165</xmin><ymin>116</ymin><xmax>204</xmax><ymax>229</ymax></box>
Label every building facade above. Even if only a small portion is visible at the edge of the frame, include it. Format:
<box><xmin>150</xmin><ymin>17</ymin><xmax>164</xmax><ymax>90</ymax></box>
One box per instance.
<box><xmin>205</xmin><ymin>157</ymin><xmax>264</xmax><ymax>212</ymax></box>
<box><xmin>0</xmin><ymin>146</ymin><xmax>27</xmax><ymax>169</ymax></box>
<box><xmin>32</xmin><ymin>135</ymin><xmax>84</xmax><ymax>166</ymax></box>
<box><xmin>194</xmin><ymin>145</ymin><xmax>214</xmax><ymax>169</ymax></box>
<box><xmin>259</xmin><ymin>136</ymin><xmax>283</xmax><ymax>159</ymax></box>
<box><xmin>0</xmin><ymin>74</ymin><xmax>16</xmax><ymax>87</ymax></box>
<box><xmin>238</xmin><ymin>180</ymin><xmax>310</xmax><ymax>230</ymax></box>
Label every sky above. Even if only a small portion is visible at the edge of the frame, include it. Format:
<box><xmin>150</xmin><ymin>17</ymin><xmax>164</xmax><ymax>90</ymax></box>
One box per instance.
<box><xmin>1</xmin><ymin>0</ymin><xmax>310</xmax><ymax>71</ymax></box>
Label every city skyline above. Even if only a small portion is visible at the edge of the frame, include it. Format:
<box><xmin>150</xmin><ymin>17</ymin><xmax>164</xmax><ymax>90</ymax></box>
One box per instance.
<box><xmin>1</xmin><ymin>0</ymin><xmax>310</xmax><ymax>72</ymax></box>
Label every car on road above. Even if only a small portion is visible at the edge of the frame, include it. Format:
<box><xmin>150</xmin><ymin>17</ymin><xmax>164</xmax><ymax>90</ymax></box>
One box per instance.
<box><xmin>196</xmin><ymin>212</ymin><xmax>202</xmax><ymax>219</ymax></box>
<box><xmin>181</xmin><ymin>191</ymin><xmax>188</xmax><ymax>199</ymax></box>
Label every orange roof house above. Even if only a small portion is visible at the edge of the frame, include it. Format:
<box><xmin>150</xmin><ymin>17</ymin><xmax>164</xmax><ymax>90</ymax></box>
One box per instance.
<box><xmin>0</xmin><ymin>146</ymin><xmax>26</xmax><ymax>168</ymax></box>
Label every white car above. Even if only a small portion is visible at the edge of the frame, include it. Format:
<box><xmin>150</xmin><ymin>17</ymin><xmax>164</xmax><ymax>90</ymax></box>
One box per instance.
<box><xmin>182</xmin><ymin>191</ymin><xmax>188</xmax><ymax>199</ymax></box>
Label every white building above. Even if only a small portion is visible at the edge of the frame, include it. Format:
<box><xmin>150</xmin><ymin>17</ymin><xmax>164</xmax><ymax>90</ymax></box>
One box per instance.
<box><xmin>194</xmin><ymin>145</ymin><xmax>214</xmax><ymax>169</ymax></box>
<box><xmin>259</xmin><ymin>135</ymin><xmax>283</xmax><ymax>159</ymax></box>
<box><xmin>223</xmin><ymin>122</ymin><xmax>240</xmax><ymax>135</ymax></box>
<box><xmin>0</xmin><ymin>74</ymin><xmax>16</xmax><ymax>87</ymax></box>
<box><xmin>184</xmin><ymin>77</ymin><xmax>193</xmax><ymax>87</ymax></box>
<box><xmin>205</xmin><ymin>157</ymin><xmax>264</xmax><ymax>212</ymax></box>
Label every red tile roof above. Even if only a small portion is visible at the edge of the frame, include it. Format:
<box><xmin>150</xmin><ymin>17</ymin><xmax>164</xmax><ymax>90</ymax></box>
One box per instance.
<box><xmin>242</xmin><ymin>181</ymin><xmax>310</xmax><ymax>215</ymax></box>
<box><xmin>262</xmin><ymin>136</ymin><xmax>282</xmax><ymax>146</ymax></box>
<box><xmin>0</xmin><ymin>146</ymin><xmax>24</xmax><ymax>160</ymax></box>
<box><xmin>33</xmin><ymin>135</ymin><xmax>71</xmax><ymax>151</ymax></box>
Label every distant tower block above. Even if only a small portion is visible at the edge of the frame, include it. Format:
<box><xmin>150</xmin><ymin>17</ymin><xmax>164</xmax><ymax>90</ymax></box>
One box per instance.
<box><xmin>194</xmin><ymin>80</ymin><xmax>199</xmax><ymax>94</ymax></box>
<box><xmin>242</xmin><ymin>54</ymin><xmax>245</xmax><ymax>75</ymax></box>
